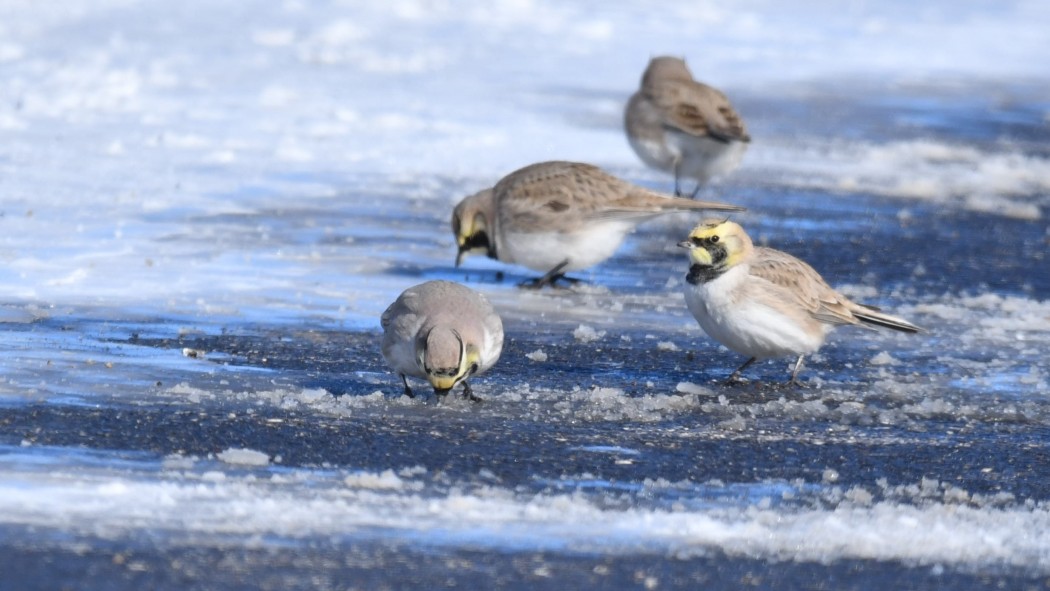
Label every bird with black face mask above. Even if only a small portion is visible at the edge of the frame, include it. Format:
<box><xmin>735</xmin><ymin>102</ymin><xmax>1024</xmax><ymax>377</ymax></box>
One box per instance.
<box><xmin>678</xmin><ymin>219</ymin><xmax>922</xmax><ymax>385</ymax></box>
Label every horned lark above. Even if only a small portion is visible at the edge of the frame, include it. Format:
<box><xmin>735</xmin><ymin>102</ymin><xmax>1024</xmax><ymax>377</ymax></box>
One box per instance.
<box><xmin>625</xmin><ymin>56</ymin><xmax>750</xmax><ymax>198</ymax></box>
<box><xmin>381</xmin><ymin>280</ymin><xmax>503</xmax><ymax>401</ymax></box>
<box><xmin>452</xmin><ymin>160</ymin><xmax>744</xmax><ymax>288</ymax></box>
<box><xmin>678</xmin><ymin>219</ymin><xmax>921</xmax><ymax>385</ymax></box>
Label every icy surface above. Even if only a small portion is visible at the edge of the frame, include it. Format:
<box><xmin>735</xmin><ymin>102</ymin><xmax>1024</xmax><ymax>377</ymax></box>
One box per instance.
<box><xmin>0</xmin><ymin>1</ymin><xmax>1048</xmax><ymax>589</ymax></box>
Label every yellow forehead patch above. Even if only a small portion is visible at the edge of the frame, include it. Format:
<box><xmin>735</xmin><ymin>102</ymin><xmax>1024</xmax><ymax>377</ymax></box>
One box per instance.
<box><xmin>684</xmin><ymin>219</ymin><xmax>747</xmax><ymax>269</ymax></box>
<box><xmin>689</xmin><ymin>219</ymin><xmax>729</xmax><ymax>240</ymax></box>
<box><xmin>428</xmin><ymin>375</ymin><xmax>458</xmax><ymax>391</ymax></box>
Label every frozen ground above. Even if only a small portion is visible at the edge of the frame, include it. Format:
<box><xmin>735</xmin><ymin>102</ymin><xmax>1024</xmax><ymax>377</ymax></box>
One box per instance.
<box><xmin>1</xmin><ymin>1</ymin><xmax>1049</xmax><ymax>589</ymax></box>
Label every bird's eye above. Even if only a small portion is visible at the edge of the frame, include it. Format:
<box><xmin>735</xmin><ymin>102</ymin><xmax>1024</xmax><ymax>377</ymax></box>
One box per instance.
<box><xmin>469</xmin><ymin>363</ymin><xmax>479</xmax><ymax>375</ymax></box>
<box><xmin>709</xmin><ymin>235</ymin><xmax>720</xmax><ymax>244</ymax></box>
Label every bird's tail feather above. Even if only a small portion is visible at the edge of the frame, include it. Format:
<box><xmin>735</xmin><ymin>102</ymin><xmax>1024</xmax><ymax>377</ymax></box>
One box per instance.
<box><xmin>629</xmin><ymin>187</ymin><xmax>745</xmax><ymax>213</ymax></box>
<box><xmin>854</xmin><ymin>305</ymin><xmax>922</xmax><ymax>333</ymax></box>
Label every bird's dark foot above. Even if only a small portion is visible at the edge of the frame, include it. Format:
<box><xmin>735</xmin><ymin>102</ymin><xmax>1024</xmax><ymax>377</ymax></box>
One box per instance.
<box><xmin>770</xmin><ymin>377</ymin><xmax>808</xmax><ymax>392</ymax></box>
<box><xmin>723</xmin><ymin>358</ymin><xmax>757</xmax><ymax>386</ymax></box>
<box><xmin>688</xmin><ymin>182</ymin><xmax>705</xmax><ymax>200</ymax></box>
<box><xmin>785</xmin><ymin>355</ymin><xmax>807</xmax><ymax>388</ymax></box>
<box><xmin>462</xmin><ymin>382</ymin><xmax>483</xmax><ymax>403</ymax></box>
<box><xmin>519</xmin><ymin>275</ymin><xmax>565</xmax><ymax>289</ymax></box>
<box><xmin>723</xmin><ymin>373</ymin><xmax>749</xmax><ymax>386</ymax></box>
<box><xmin>534</xmin><ymin>275</ymin><xmax>582</xmax><ymax>290</ymax></box>
<box><xmin>518</xmin><ymin>260</ymin><xmax>577</xmax><ymax>290</ymax></box>
<box><xmin>400</xmin><ymin>375</ymin><xmax>415</xmax><ymax>398</ymax></box>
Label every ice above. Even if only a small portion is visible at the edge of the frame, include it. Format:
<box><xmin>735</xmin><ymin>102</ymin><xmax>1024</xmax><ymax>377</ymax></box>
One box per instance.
<box><xmin>3</xmin><ymin>448</ymin><xmax>1050</xmax><ymax>571</ymax></box>
<box><xmin>344</xmin><ymin>469</ymin><xmax>412</xmax><ymax>491</ymax></box>
<box><xmin>1</xmin><ymin>0</ymin><xmax>1048</xmax><ymax>586</ymax></box>
<box><xmin>572</xmin><ymin>324</ymin><xmax>606</xmax><ymax>343</ymax></box>
<box><xmin>751</xmin><ymin>138</ymin><xmax>1050</xmax><ymax>219</ymax></box>
<box><xmin>870</xmin><ymin>351</ymin><xmax>899</xmax><ymax>366</ymax></box>
<box><xmin>525</xmin><ymin>349</ymin><xmax>549</xmax><ymax>362</ymax></box>
<box><xmin>675</xmin><ymin>382</ymin><xmax>717</xmax><ymax>397</ymax></box>
<box><xmin>217</xmin><ymin>448</ymin><xmax>270</xmax><ymax>467</ymax></box>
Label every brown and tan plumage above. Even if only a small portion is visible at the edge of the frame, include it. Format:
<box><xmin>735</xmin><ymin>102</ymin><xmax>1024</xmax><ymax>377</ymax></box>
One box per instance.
<box><xmin>452</xmin><ymin>160</ymin><xmax>744</xmax><ymax>288</ymax></box>
<box><xmin>678</xmin><ymin>219</ymin><xmax>921</xmax><ymax>385</ymax></box>
<box><xmin>625</xmin><ymin>56</ymin><xmax>750</xmax><ymax>197</ymax></box>
<box><xmin>651</xmin><ymin>74</ymin><xmax>749</xmax><ymax>143</ymax></box>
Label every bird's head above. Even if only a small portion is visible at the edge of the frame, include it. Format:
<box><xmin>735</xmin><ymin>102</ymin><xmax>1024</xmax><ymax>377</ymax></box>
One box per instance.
<box><xmin>676</xmin><ymin>219</ymin><xmax>752</xmax><ymax>283</ymax></box>
<box><xmin>642</xmin><ymin>55</ymin><xmax>693</xmax><ymax>88</ymax></box>
<box><xmin>452</xmin><ymin>189</ymin><xmax>497</xmax><ymax>267</ymax></box>
<box><xmin>417</xmin><ymin>326</ymin><xmax>480</xmax><ymax>394</ymax></box>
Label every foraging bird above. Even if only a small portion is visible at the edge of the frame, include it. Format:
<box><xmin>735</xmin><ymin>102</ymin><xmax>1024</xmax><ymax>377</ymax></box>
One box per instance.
<box><xmin>381</xmin><ymin>280</ymin><xmax>503</xmax><ymax>401</ymax></box>
<box><xmin>625</xmin><ymin>56</ymin><xmax>750</xmax><ymax>198</ymax></box>
<box><xmin>678</xmin><ymin>219</ymin><xmax>921</xmax><ymax>385</ymax></box>
<box><xmin>452</xmin><ymin>160</ymin><xmax>744</xmax><ymax>288</ymax></box>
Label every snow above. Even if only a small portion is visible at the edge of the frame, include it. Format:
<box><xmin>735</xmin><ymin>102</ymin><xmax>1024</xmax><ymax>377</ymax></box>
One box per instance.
<box><xmin>216</xmin><ymin>448</ymin><xmax>271</xmax><ymax>467</ymax></box>
<box><xmin>870</xmin><ymin>351</ymin><xmax>898</xmax><ymax>366</ymax></box>
<box><xmin>753</xmin><ymin>138</ymin><xmax>1050</xmax><ymax>220</ymax></box>
<box><xmin>525</xmin><ymin>348</ymin><xmax>549</xmax><ymax>362</ymax></box>
<box><xmin>344</xmin><ymin>469</ymin><xmax>414</xmax><ymax>491</ymax></box>
<box><xmin>676</xmin><ymin>382</ymin><xmax>717</xmax><ymax>397</ymax></box>
<box><xmin>0</xmin><ymin>0</ymin><xmax>1048</xmax><ymax>585</ymax></box>
<box><xmin>572</xmin><ymin>324</ymin><xmax>607</xmax><ymax>343</ymax></box>
<box><xmin>2</xmin><ymin>445</ymin><xmax>1049</xmax><ymax>570</ymax></box>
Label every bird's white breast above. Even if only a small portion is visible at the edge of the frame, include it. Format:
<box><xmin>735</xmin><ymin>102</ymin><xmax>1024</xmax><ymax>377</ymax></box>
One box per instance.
<box><xmin>684</xmin><ymin>265</ymin><xmax>825</xmax><ymax>359</ymax></box>
<box><xmin>477</xmin><ymin>327</ymin><xmax>503</xmax><ymax>374</ymax></box>
<box><xmin>671</xmin><ymin>132</ymin><xmax>748</xmax><ymax>185</ymax></box>
<box><xmin>499</xmin><ymin>221</ymin><xmax>633</xmax><ymax>273</ymax></box>
<box><xmin>627</xmin><ymin>133</ymin><xmax>679</xmax><ymax>172</ymax></box>
<box><xmin>625</xmin><ymin>97</ymin><xmax>679</xmax><ymax>172</ymax></box>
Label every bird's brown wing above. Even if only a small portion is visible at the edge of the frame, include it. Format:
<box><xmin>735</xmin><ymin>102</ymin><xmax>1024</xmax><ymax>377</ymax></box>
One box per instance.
<box><xmin>653</xmin><ymin>81</ymin><xmax>750</xmax><ymax>143</ymax></box>
<box><xmin>493</xmin><ymin>161</ymin><xmax>601</xmax><ymax>232</ymax></box>
<box><xmin>495</xmin><ymin>160</ymin><xmax>744</xmax><ymax>231</ymax></box>
<box><xmin>748</xmin><ymin>247</ymin><xmax>861</xmax><ymax>327</ymax></box>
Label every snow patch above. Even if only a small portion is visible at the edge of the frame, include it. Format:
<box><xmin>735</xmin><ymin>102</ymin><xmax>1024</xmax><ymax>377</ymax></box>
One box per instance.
<box><xmin>573</xmin><ymin>324</ymin><xmax>606</xmax><ymax>343</ymax></box>
<box><xmin>526</xmin><ymin>349</ymin><xmax>549</xmax><ymax>362</ymax></box>
<box><xmin>757</xmin><ymin>139</ymin><xmax>1049</xmax><ymax>219</ymax></box>
<box><xmin>344</xmin><ymin>469</ymin><xmax>408</xmax><ymax>491</ymax></box>
<box><xmin>676</xmin><ymin>382</ymin><xmax>717</xmax><ymax>397</ymax></box>
<box><xmin>869</xmin><ymin>351</ymin><xmax>898</xmax><ymax>366</ymax></box>
<box><xmin>217</xmin><ymin>448</ymin><xmax>271</xmax><ymax>467</ymax></box>
<box><xmin>2</xmin><ymin>458</ymin><xmax>1049</xmax><ymax>570</ymax></box>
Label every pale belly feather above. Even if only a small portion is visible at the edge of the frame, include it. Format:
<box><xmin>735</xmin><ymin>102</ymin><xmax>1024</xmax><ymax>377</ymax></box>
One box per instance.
<box><xmin>670</xmin><ymin>132</ymin><xmax>748</xmax><ymax>185</ymax></box>
<box><xmin>684</xmin><ymin>270</ymin><xmax>825</xmax><ymax>359</ymax></box>
<box><xmin>499</xmin><ymin>222</ymin><xmax>632</xmax><ymax>273</ymax></box>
